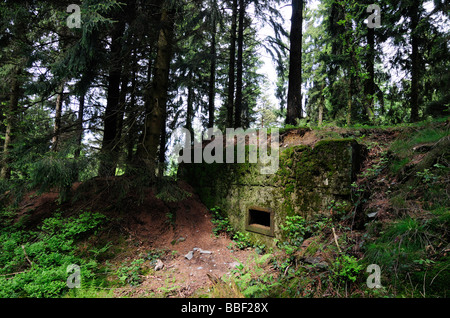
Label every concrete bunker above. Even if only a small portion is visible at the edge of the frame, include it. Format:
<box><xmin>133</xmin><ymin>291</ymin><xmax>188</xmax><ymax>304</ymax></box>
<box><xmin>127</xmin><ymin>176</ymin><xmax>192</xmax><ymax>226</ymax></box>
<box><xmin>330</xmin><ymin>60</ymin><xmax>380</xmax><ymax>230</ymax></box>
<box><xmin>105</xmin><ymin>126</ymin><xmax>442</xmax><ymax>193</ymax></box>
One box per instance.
<box><xmin>179</xmin><ymin>134</ymin><xmax>363</xmax><ymax>247</ymax></box>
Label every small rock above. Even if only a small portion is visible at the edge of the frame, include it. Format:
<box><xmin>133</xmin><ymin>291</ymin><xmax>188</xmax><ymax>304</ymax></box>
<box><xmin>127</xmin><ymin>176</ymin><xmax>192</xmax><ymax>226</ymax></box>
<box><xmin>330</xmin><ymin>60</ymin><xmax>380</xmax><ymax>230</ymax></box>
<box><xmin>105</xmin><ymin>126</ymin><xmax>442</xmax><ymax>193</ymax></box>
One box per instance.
<box><xmin>184</xmin><ymin>251</ymin><xmax>194</xmax><ymax>260</ymax></box>
<box><xmin>303</xmin><ymin>257</ymin><xmax>328</xmax><ymax>269</ymax></box>
<box><xmin>316</xmin><ymin>262</ymin><xmax>328</xmax><ymax>269</ymax></box>
<box><xmin>193</xmin><ymin>247</ymin><xmax>213</xmax><ymax>254</ymax></box>
<box><xmin>197</xmin><ymin>266</ymin><xmax>203</xmax><ymax>270</ymax></box>
<box><xmin>154</xmin><ymin>259</ymin><xmax>164</xmax><ymax>271</ymax></box>
<box><xmin>304</xmin><ymin>257</ymin><xmax>322</xmax><ymax>264</ymax></box>
<box><xmin>228</xmin><ymin>261</ymin><xmax>241</xmax><ymax>269</ymax></box>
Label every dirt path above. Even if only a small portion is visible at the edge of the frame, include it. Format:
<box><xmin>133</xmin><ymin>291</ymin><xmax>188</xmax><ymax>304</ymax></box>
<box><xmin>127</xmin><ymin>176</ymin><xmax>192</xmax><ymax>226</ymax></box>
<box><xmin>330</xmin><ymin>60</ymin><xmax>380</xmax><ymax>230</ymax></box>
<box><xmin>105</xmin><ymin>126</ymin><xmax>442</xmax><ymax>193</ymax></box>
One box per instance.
<box><xmin>115</xmin><ymin>236</ymin><xmax>256</xmax><ymax>298</ymax></box>
<box><xmin>112</xmin><ymin>183</ymin><xmax>257</xmax><ymax>297</ymax></box>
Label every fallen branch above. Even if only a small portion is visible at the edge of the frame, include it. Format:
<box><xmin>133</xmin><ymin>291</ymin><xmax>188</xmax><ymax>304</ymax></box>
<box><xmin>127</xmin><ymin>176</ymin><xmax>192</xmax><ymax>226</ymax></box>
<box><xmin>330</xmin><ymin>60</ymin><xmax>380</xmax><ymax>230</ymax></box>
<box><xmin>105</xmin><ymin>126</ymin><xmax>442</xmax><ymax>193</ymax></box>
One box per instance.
<box><xmin>0</xmin><ymin>271</ymin><xmax>28</xmax><ymax>277</ymax></box>
<box><xmin>332</xmin><ymin>227</ymin><xmax>342</xmax><ymax>253</ymax></box>
<box><xmin>21</xmin><ymin>245</ymin><xmax>33</xmax><ymax>266</ymax></box>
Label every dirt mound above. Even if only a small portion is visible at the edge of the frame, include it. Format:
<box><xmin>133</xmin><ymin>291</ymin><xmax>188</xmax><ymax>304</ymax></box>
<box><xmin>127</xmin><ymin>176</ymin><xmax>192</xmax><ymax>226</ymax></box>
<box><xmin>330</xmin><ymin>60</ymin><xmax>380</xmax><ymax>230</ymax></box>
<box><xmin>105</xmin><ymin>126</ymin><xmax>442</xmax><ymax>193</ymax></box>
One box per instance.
<box><xmin>15</xmin><ymin>190</ymin><xmax>59</xmax><ymax>226</ymax></box>
<box><xmin>280</xmin><ymin>128</ymin><xmax>320</xmax><ymax>148</ymax></box>
<box><xmin>65</xmin><ymin>178</ymin><xmax>216</xmax><ymax>253</ymax></box>
<box><xmin>14</xmin><ymin>177</ymin><xmax>257</xmax><ymax>297</ymax></box>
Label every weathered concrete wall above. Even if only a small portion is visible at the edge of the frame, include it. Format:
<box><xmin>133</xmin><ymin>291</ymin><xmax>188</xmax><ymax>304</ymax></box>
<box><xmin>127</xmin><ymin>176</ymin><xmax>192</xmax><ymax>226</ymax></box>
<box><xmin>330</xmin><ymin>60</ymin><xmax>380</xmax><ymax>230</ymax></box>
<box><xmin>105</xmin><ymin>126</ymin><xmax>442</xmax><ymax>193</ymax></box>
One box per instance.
<box><xmin>179</xmin><ymin>138</ymin><xmax>362</xmax><ymax>247</ymax></box>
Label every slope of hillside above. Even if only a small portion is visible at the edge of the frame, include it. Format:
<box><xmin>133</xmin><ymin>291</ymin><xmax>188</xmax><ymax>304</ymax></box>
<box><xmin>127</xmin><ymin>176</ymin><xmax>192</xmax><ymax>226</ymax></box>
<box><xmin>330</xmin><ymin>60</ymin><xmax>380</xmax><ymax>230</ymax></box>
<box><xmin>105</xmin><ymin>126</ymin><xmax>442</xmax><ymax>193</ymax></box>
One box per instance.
<box><xmin>0</xmin><ymin>120</ymin><xmax>448</xmax><ymax>298</ymax></box>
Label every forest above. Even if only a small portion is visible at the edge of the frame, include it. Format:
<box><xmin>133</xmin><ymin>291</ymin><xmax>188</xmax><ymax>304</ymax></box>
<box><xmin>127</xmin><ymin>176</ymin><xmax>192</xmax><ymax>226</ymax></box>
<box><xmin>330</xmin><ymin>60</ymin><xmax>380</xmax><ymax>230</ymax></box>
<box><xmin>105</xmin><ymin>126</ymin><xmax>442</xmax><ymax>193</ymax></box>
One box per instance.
<box><xmin>0</xmin><ymin>0</ymin><xmax>449</xmax><ymax>301</ymax></box>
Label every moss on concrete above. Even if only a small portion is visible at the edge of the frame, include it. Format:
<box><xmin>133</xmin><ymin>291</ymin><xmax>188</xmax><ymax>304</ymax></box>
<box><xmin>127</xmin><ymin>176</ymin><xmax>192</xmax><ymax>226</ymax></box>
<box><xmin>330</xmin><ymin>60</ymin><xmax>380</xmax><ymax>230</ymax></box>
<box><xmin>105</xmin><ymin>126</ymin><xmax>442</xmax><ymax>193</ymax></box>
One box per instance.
<box><xmin>179</xmin><ymin>138</ymin><xmax>362</xmax><ymax>246</ymax></box>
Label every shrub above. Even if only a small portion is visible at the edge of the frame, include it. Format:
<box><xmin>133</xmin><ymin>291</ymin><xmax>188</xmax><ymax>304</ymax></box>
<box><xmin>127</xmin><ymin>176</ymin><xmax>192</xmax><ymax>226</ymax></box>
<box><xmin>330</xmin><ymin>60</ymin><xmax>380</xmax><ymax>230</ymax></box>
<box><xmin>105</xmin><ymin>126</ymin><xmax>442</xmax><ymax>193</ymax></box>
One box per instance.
<box><xmin>330</xmin><ymin>255</ymin><xmax>363</xmax><ymax>284</ymax></box>
<box><xmin>223</xmin><ymin>254</ymin><xmax>276</xmax><ymax>298</ymax></box>
<box><xmin>280</xmin><ymin>215</ymin><xmax>307</xmax><ymax>247</ymax></box>
<box><xmin>116</xmin><ymin>258</ymin><xmax>145</xmax><ymax>286</ymax></box>
<box><xmin>29</xmin><ymin>154</ymin><xmax>80</xmax><ymax>202</ymax></box>
<box><xmin>232</xmin><ymin>231</ymin><xmax>253</xmax><ymax>250</ymax></box>
<box><xmin>0</xmin><ymin>211</ymin><xmax>107</xmax><ymax>298</ymax></box>
<box><xmin>210</xmin><ymin>206</ymin><xmax>234</xmax><ymax>236</ymax></box>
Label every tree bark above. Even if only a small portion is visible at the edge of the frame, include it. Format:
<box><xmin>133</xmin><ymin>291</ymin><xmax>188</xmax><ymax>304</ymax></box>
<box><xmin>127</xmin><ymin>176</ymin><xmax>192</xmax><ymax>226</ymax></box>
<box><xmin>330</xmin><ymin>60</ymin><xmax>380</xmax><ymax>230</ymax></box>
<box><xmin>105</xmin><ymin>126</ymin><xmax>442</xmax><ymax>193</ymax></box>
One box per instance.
<box><xmin>98</xmin><ymin>20</ymin><xmax>125</xmax><ymax>177</ymax></box>
<box><xmin>186</xmin><ymin>71</ymin><xmax>194</xmax><ymax>137</ymax></box>
<box><xmin>347</xmin><ymin>28</ymin><xmax>357</xmax><ymax>126</ymax></box>
<box><xmin>410</xmin><ymin>3</ymin><xmax>420</xmax><ymax>122</ymax></box>
<box><xmin>208</xmin><ymin>13</ymin><xmax>217</xmax><ymax>128</ymax></box>
<box><xmin>234</xmin><ymin>0</ymin><xmax>245</xmax><ymax>128</ymax></box>
<box><xmin>226</xmin><ymin>0</ymin><xmax>238</xmax><ymax>128</ymax></box>
<box><xmin>52</xmin><ymin>82</ymin><xmax>65</xmax><ymax>152</ymax></box>
<box><xmin>365</xmin><ymin>26</ymin><xmax>375</xmax><ymax>122</ymax></box>
<box><xmin>286</xmin><ymin>0</ymin><xmax>303</xmax><ymax>126</ymax></box>
<box><xmin>74</xmin><ymin>92</ymin><xmax>85</xmax><ymax>160</ymax></box>
<box><xmin>1</xmin><ymin>70</ymin><xmax>21</xmax><ymax>180</ymax></box>
<box><xmin>347</xmin><ymin>75</ymin><xmax>352</xmax><ymax>126</ymax></box>
<box><xmin>115</xmin><ymin>70</ymin><xmax>130</xmax><ymax>152</ymax></box>
<box><xmin>125</xmin><ymin>47</ymin><xmax>140</xmax><ymax>165</ymax></box>
<box><xmin>318</xmin><ymin>84</ymin><xmax>325</xmax><ymax>127</ymax></box>
<box><xmin>158</xmin><ymin>111</ymin><xmax>167</xmax><ymax>177</ymax></box>
<box><xmin>136</xmin><ymin>6</ymin><xmax>174</xmax><ymax>169</ymax></box>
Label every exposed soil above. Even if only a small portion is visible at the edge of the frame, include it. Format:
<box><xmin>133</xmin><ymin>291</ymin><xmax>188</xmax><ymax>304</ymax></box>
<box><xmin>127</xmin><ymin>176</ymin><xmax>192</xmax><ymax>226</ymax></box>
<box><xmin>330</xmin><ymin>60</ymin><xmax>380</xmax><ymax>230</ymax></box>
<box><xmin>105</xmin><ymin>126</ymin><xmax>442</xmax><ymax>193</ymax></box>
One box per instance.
<box><xmin>280</xmin><ymin>128</ymin><xmax>321</xmax><ymax>148</ymax></box>
<box><xmin>14</xmin><ymin>178</ymin><xmax>257</xmax><ymax>297</ymax></box>
<box><xmin>15</xmin><ymin>190</ymin><xmax>59</xmax><ymax>225</ymax></box>
<box><xmin>107</xmin><ymin>181</ymin><xmax>257</xmax><ymax>297</ymax></box>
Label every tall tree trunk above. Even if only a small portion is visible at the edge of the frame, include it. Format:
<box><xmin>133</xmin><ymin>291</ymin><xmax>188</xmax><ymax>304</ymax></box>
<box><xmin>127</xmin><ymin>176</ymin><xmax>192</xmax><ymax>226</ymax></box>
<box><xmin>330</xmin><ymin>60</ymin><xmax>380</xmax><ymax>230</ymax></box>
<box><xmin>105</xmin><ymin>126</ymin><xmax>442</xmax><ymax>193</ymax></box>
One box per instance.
<box><xmin>347</xmin><ymin>27</ymin><xmax>357</xmax><ymax>126</ymax></box>
<box><xmin>376</xmin><ymin>83</ymin><xmax>385</xmax><ymax>115</ymax></box>
<box><xmin>410</xmin><ymin>3</ymin><xmax>420</xmax><ymax>122</ymax></box>
<box><xmin>347</xmin><ymin>75</ymin><xmax>352</xmax><ymax>126</ymax></box>
<box><xmin>1</xmin><ymin>71</ymin><xmax>21</xmax><ymax>180</ymax></box>
<box><xmin>286</xmin><ymin>0</ymin><xmax>303</xmax><ymax>126</ymax></box>
<box><xmin>186</xmin><ymin>72</ymin><xmax>194</xmax><ymax>137</ymax></box>
<box><xmin>234</xmin><ymin>0</ymin><xmax>245</xmax><ymax>128</ymax></box>
<box><xmin>0</xmin><ymin>95</ymin><xmax>5</xmax><ymax>156</ymax></box>
<box><xmin>74</xmin><ymin>92</ymin><xmax>85</xmax><ymax>160</ymax></box>
<box><xmin>158</xmin><ymin>111</ymin><xmax>167</xmax><ymax>177</ymax></box>
<box><xmin>137</xmin><ymin>6</ymin><xmax>174</xmax><ymax>169</ymax></box>
<box><xmin>125</xmin><ymin>48</ymin><xmax>139</xmax><ymax>166</ymax></box>
<box><xmin>52</xmin><ymin>82</ymin><xmax>65</xmax><ymax>152</ymax></box>
<box><xmin>318</xmin><ymin>100</ymin><xmax>324</xmax><ymax>127</ymax></box>
<box><xmin>318</xmin><ymin>84</ymin><xmax>325</xmax><ymax>127</ymax></box>
<box><xmin>226</xmin><ymin>0</ymin><xmax>237</xmax><ymax>128</ymax></box>
<box><xmin>208</xmin><ymin>14</ymin><xmax>217</xmax><ymax>128</ymax></box>
<box><xmin>98</xmin><ymin>21</ymin><xmax>125</xmax><ymax>177</ymax></box>
<box><xmin>365</xmin><ymin>26</ymin><xmax>375</xmax><ymax>122</ymax></box>
<box><xmin>115</xmin><ymin>70</ymin><xmax>130</xmax><ymax>153</ymax></box>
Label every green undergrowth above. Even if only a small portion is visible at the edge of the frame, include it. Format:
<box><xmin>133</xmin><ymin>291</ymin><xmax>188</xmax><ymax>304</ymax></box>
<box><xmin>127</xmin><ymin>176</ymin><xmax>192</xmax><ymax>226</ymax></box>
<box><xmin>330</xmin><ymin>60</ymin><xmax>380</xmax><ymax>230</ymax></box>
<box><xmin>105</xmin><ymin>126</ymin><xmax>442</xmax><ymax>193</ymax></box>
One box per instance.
<box><xmin>0</xmin><ymin>206</ymin><xmax>176</xmax><ymax>298</ymax></box>
<box><xmin>356</xmin><ymin>121</ymin><xmax>450</xmax><ymax>297</ymax></box>
<box><xmin>0</xmin><ymin>209</ymin><xmax>110</xmax><ymax>297</ymax></box>
<box><xmin>209</xmin><ymin>213</ymin><xmax>371</xmax><ymax>298</ymax></box>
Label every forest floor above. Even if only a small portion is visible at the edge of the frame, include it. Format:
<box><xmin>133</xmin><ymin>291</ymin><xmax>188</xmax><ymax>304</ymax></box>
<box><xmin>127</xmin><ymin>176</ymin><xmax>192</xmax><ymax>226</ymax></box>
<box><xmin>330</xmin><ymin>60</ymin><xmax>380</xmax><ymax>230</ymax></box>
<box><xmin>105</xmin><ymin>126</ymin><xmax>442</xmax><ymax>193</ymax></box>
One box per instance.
<box><xmin>14</xmin><ymin>180</ymin><xmax>258</xmax><ymax>297</ymax></box>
